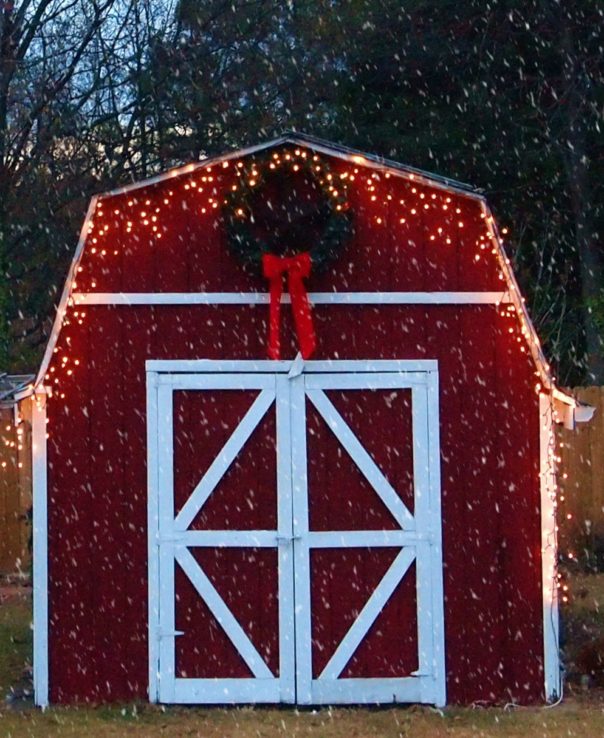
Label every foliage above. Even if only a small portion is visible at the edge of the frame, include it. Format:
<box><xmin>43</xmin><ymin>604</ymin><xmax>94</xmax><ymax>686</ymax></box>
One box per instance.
<box><xmin>222</xmin><ymin>148</ymin><xmax>353</xmax><ymax>273</ymax></box>
<box><xmin>1</xmin><ymin>0</ymin><xmax>603</xmax><ymax>384</ymax></box>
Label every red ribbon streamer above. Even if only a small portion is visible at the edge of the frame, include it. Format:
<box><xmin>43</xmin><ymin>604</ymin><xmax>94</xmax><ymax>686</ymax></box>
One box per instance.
<box><xmin>262</xmin><ymin>252</ymin><xmax>316</xmax><ymax>360</ymax></box>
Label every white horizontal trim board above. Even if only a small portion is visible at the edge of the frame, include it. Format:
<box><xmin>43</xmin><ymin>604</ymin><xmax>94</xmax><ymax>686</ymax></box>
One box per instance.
<box><xmin>73</xmin><ymin>291</ymin><xmax>511</xmax><ymax>306</ymax></box>
<box><xmin>148</xmin><ymin>359</ymin><xmax>438</xmax><ymax>374</ymax></box>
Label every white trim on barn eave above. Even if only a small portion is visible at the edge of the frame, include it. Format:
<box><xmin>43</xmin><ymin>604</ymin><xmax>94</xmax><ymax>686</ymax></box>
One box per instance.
<box><xmin>479</xmin><ymin>200</ymin><xmax>564</xmax><ymax>397</ymax></box>
<box><xmin>100</xmin><ymin>133</ymin><xmax>484</xmax><ymax>202</ymax></box>
<box><xmin>33</xmin><ymin>196</ymin><xmax>99</xmax><ymax>389</ymax></box>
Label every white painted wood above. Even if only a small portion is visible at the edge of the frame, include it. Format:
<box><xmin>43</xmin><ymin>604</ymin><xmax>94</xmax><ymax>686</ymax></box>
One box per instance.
<box><xmin>35</xmin><ymin>197</ymin><xmax>98</xmax><ymax>387</ymax></box>
<box><xmin>290</xmin><ymin>373</ymin><xmax>313</xmax><ymax>705</ymax></box>
<box><xmin>161</xmin><ymin>530</ymin><xmax>279</xmax><ymax>547</ymax></box>
<box><xmin>172</xmin><ymin>678</ymin><xmax>283</xmax><ymax>704</ymax></box>
<box><xmin>175</xmin><ymin>547</ymin><xmax>273</xmax><ymax>679</ymax></box>
<box><xmin>305</xmin><ymin>388</ymin><xmax>415</xmax><ymax>529</ymax></box>
<box><xmin>161</xmin><ymin>373</ymin><xmax>275</xmax><ymax>390</ymax></box>
<box><xmin>73</xmin><ymin>291</ymin><xmax>511</xmax><ymax>306</ymax></box>
<box><xmin>147</xmin><ymin>359</ymin><xmax>439</xmax><ymax>374</ymax></box>
<box><xmin>426</xmin><ymin>369</ymin><xmax>447</xmax><ymax>707</ymax></box>
<box><xmin>320</xmin><ymin>547</ymin><xmax>416</xmax><ymax>680</ymax></box>
<box><xmin>305</xmin><ymin>677</ymin><xmax>422</xmax><ymax>704</ymax></box>
<box><xmin>32</xmin><ymin>391</ymin><xmax>49</xmax><ymax>707</ymax></box>
<box><xmin>157</xmin><ymin>385</ymin><xmax>176</xmax><ymax>703</ymax></box>
<box><xmin>540</xmin><ymin>393</ymin><xmax>561</xmax><ymax>701</ymax></box>
<box><xmin>410</xmin><ymin>385</ymin><xmax>434</xmax><ymax>703</ymax></box>
<box><xmin>297</xmin><ymin>369</ymin><xmax>445</xmax><ymax>706</ymax></box>
<box><xmin>308</xmin><ymin>531</ymin><xmax>431</xmax><ymax>548</ymax></box>
<box><xmin>150</xmin><ymin>369</ymin><xmax>294</xmax><ymax>704</ymax></box>
<box><xmin>146</xmin><ymin>373</ymin><xmax>161</xmax><ymax>702</ymax></box>
<box><xmin>174</xmin><ymin>388</ymin><xmax>275</xmax><ymax>530</ymax></box>
<box><xmin>276</xmin><ymin>375</ymin><xmax>296</xmax><ymax>703</ymax></box>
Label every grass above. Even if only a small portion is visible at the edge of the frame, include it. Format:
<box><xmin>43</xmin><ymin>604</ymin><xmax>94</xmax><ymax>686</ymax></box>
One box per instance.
<box><xmin>0</xmin><ymin>581</ymin><xmax>604</xmax><ymax>737</ymax></box>
<box><xmin>1</xmin><ymin>699</ymin><xmax>604</xmax><ymax>738</ymax></box>
<box><xmin>0</xmin><ymin>586</ymin><xmax>31</xmax><ymax>701</ymax></box>
<box><xmin>563</xmin><ymin>571</ymin><xmax>604</xmax><ymax>685</ymax></box>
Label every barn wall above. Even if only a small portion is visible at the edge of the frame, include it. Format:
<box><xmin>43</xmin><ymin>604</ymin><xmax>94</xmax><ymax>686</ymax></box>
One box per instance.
<box><xmin>45</xmin><ymin>304</ymin><xmax>542</xmax><ymax>705</ymax></box>
<box><xmin>43</xmin><ymin>149</ymin><xmax>544</xmax><ymax>705</ymax></box>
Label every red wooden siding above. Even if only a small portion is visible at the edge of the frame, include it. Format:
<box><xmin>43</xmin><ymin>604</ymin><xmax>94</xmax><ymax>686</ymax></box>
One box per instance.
<box><xmin>45</xmin><ymin>146</ymin><xmax>543</xmax><ymax>705</ymax></box>
<box><xmin>74</xmin><ymin>153</ymin><xmax>499</xmax><ymax>296</ymax></box>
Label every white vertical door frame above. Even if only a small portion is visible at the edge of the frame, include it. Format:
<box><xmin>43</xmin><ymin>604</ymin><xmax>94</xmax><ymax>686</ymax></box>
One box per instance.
<box><xmin>426</xmin><ymin>370</ymin><xmax>446</xmax><ymax>706</ymax></box>
<box><xmin>157</xmin><ymin>384</ymin><xmax>177</xmax><ymax>703</ymax></box>
<box><xmin>290</xmin><ymin>374</ymin><xmax>313</xmax><ymax>704</ymax></box>
<box><xmin>411</xmin><ymin>383</ymin><xmax>435</xmax><ymax>700</ymax></box>
<box><xmin>276</xmin><ymin>375</ymin><xmax>297</xmax><ymax>703</ymax></box>
<box><xmin>32</xmin><ymin>390</ymin><xmax>49</xmax><ymax>707</ymax></box>
<box><xmin>147</xmin><ymin>372</ymin><xmax>161</xmax><ymax>702</ymax></box>
<box><xmin>539</xmin><ymin>393</ymin><xmax>560</xmax><ymax>701</ymax></box>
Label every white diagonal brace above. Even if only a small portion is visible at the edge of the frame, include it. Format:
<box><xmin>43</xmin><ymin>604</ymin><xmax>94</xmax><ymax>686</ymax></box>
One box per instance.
<box><xmin>174</xmin><ymin>389</ymin><xmax>275</xmax><ymax>530</ymax></box>
<box><xmin>319</xmin><ymin>547</ymin><xmax>416</xmax><ymax>680</ymax></box>
<box><xmin>306</xmin><ymin>389</ymin><xmax>414</xmax><ymax>529</ymax></box>
<box><xmin>175</xmin><ymin>547</ymin><xmax>274</xmax><ymax>679</ymax></box>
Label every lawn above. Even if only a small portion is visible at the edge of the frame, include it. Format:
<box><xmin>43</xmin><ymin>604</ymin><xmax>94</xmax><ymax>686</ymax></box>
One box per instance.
<box><xmin>1</xmin><ymin>579</ymin><xmax>603</xmax><ymax>738</ymax></box>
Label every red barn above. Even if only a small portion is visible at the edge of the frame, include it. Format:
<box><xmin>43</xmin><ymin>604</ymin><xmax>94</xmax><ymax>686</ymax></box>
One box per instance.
<box><xmin>28</xmin><ymin>133</ymin><xmax>582</xmax><ymax>707</ymax></box>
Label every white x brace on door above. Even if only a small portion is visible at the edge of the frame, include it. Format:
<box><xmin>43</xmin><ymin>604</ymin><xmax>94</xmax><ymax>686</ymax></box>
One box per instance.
<box><xmin>147</xmin><ymin>360</ymin><xmax>445</xmax><ymax>706</ymax></box>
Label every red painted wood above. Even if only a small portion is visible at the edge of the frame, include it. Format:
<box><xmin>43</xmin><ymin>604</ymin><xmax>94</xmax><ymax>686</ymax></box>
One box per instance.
<box><xmin>307</xmin><ymin>386</ymin><xmax>419</xmax><ymax>679</ymax></box>
<box><xmin>495</xmin><ymin>314</ymin><xmax>544</xmax><ymax>702</ymax></box>
<box><xmin>175</xmin><ymin>547</ymin><xmax>279</xmax><ymax>678</ymax></box>
<box><xmin>45</xmin><ymin>143</ymin><xmax>544</xmax><ymax>705</ymax></box>
<box><xmin>47</xmin><ymin>312</ymin><xmax>96</xmax><ymax>703</ymax></box>
<box><xmin>173</xmin><ymin>390</ymin><xmax>277</xmax><ymax>530</ymax></box>
<box><xmin>342</xmin><ymin>561</ymin><xmax>418</xmax><ymax>679</ymax></box>
<box><xmin>82</xmin><ymin>150</ymin><xmax>500</xmax><ymax>297</ymax></box>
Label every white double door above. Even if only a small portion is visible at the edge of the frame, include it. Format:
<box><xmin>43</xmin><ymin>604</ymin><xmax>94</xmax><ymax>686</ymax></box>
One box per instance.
<box><xmin>147</xmin><ymin>360</ymin><xmax>445</xmax><ymax>706</ymax></box>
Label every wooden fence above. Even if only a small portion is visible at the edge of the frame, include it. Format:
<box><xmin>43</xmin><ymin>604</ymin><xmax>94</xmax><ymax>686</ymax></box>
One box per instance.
<box><xmin>557</xmin><ymin>387</ymin><xmax>604</xmax><ymax>559</ymax></box>
<box><xmin>0</xmin><ymin>400</ymin><xmax>32</xmax><ymax>577</ymax></box>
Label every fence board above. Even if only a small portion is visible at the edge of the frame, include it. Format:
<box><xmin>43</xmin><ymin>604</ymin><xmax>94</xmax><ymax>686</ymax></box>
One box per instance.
<box><xmin>557</xmin><ymin>387</ymin><xmax>604</xmax><ymax>559</ymax></box>
<box><xmin>0</xmin><ymin>401</ymin><xmax>32</xmax><ymax>577</ymax></box>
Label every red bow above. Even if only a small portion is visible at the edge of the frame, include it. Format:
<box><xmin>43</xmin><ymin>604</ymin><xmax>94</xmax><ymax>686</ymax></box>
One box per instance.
<box><xmin>262</xmin><ymin>252</ymin><xmax>316</xmax><ymax>360</ymax></box>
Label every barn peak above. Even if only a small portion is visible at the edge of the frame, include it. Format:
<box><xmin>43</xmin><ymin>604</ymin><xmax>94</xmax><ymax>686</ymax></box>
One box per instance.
<box><xmin>101</xmin><ymin>131</ymin><xmax>482</xmax><ymax>202</ymax></box>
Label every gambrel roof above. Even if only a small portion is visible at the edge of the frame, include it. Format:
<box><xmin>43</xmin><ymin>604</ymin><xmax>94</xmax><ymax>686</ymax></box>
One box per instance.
<box><xmin>28</xmin><ymin>132</ymin><xmax>580</xmax><ymax>420</ymax></box>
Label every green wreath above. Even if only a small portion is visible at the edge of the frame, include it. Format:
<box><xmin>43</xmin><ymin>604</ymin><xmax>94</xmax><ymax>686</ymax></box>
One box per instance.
<box><xmin>222</xmin><ymin>149</ymin><xmax>353</xmax><ymax>272</ymax></box>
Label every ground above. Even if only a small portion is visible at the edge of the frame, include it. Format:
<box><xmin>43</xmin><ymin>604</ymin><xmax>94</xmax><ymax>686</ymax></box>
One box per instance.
<box><xmin>1</xmin><ymin>577</ymin><xmax>603</xmax><ymax>738</ymax></box>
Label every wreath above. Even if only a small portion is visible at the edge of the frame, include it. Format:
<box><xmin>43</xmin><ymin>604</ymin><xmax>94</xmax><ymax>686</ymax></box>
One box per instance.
<box><xmin>222</xmin><ymin>148</ymin><xmax>353</xmax><ymax>272</ymax></box>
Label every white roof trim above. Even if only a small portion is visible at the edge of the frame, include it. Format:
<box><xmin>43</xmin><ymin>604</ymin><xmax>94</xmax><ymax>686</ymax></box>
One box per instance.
<box><xmin>480</xmin><ymin>200</ymin><xmax>556</xmax><ymax>392</ymax></box>
<box><xmin>99</xmin><ymin>134</ymin><xmax>483</xmax><ymax>202</ymax></box>
<box><xmin>34</xmin><ymin>195</ymin><xmax>99</xmax><ymax>387</ymax></box>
